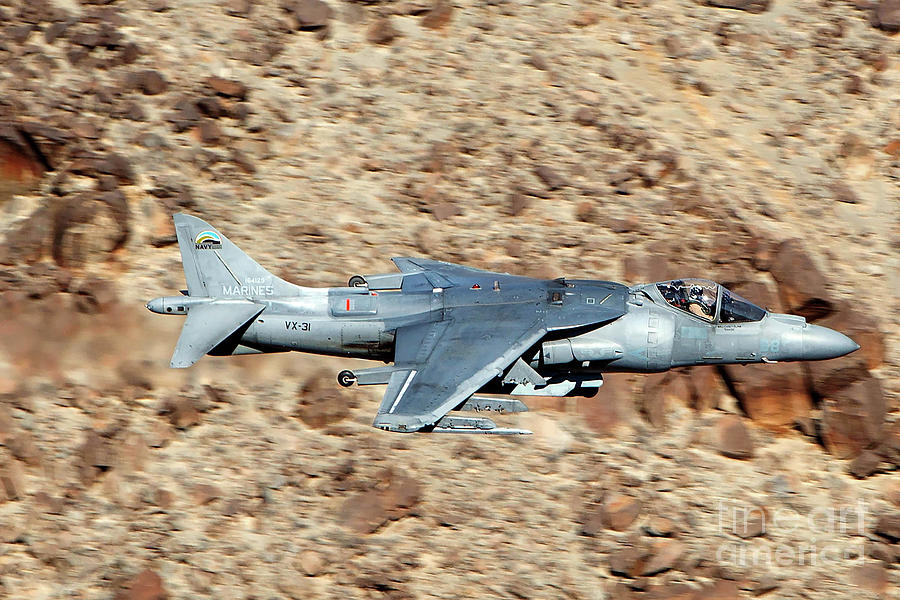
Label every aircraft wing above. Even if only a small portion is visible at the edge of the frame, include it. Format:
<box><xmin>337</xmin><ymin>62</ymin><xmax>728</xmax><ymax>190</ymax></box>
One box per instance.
<box><xmin>391</xmin><ymin>257</ymin><xmax>507</xmax><ymax>279</ymax></box>
<box><xmin>372</xmin><ymin>302</ymin><xmax>545</xmax><ymax>432</ymax></box>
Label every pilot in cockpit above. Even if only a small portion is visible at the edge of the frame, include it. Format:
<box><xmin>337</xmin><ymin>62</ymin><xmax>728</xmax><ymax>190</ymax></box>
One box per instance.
<box><xmin>688</xmin><ymin>284</ymin><xmax>716</xmax><ymax>320</ymax></box>
<box><xmin>660</xmin><ymin>280</ymin><xmax>685</xmax><ymax>305</ymax></box>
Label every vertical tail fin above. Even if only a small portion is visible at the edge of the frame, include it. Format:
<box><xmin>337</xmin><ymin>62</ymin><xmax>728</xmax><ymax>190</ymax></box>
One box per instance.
<box><xmin>173</xmin><ymin>214</ymin><xmax>302</xmax><ymax>298</ymax></box>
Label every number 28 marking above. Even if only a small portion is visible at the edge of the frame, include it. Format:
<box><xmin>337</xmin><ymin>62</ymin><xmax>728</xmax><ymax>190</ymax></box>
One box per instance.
<box><xmin>760</xmin><ymin>340</ymin><xmax>780</xmax><ymax>353</ymax></box>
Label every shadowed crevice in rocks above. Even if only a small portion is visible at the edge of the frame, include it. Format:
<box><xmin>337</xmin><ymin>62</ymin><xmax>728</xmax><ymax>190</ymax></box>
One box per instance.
<box><xmin>801</xmin><ymin>363</ymin><xmax>825</xmax><ymax>409</ymax></box>
<box><xmin>715</xmin><ymin>364</ymin><xmax>747</xmax><ymax>416</ymax></box>
<box><xmin>18</xmin><ymin>127</ymin><xmax>54</xmax><ymax>173</ymax></box>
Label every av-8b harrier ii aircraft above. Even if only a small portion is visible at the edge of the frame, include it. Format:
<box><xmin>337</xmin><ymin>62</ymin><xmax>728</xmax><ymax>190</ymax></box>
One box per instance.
<box><xmin>148</xmin><ymin>215</ymin><xmax>859</xmax><ymax>434</ymax></box>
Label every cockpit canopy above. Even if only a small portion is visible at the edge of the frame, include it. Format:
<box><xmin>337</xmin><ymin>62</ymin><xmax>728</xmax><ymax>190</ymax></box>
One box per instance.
<box><xmin>654</xmin><ymin>279</ymin><xmax>766</xmax><ymax>323</ymax></box>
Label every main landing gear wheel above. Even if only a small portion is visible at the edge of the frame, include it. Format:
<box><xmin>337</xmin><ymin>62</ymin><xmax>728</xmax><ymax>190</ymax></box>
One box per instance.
<box><xmin>337</xmin><ymin>370</ymin><xmax>358</xmax><ymax>387</ymax></box>
<box><xmin>348</xmin><ymin>275</ymin><xmax>367</xmax><ymax>287</ymax></box>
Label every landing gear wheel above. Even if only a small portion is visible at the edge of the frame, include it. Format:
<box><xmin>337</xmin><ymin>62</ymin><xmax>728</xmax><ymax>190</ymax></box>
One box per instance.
<box><xmin>348</xmin><ymin>275</ymin><xmax>367</xmax><ymax>288</ymax></box>
<box><xmin>337</xmin><ymin>370</ymin><xmax>358</xmax><ymax>387</ymax></box>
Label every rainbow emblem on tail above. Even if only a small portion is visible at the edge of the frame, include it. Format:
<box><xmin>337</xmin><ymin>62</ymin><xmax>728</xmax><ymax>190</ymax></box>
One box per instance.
<box><xmin>194</xmin><ymin>230</ymin><xmax>222</xmax><ymax>249</ymax></box>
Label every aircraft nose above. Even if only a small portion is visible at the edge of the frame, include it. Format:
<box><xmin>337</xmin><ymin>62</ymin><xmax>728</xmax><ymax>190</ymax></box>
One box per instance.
<box><xmin>802</xmin><ymin>324</ymin><xmax>860</xmax><ymax>360</ymax></box>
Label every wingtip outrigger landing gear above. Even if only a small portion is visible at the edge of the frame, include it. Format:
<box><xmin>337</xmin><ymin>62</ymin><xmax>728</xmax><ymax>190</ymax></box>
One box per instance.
<box><xmin>337</xmin><ymin>370</ymin><xmax>358</xmax><ymax>387</ymax></box>
<box><xmin>348</xmin><ymin>275</ymin><xmax>367</xmax><ymax>288</ymax></box>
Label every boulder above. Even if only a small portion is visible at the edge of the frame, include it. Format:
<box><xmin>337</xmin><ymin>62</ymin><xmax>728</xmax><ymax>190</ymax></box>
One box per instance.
<box><xmin>621</xmin><ymin>247</ymin><xmax>683</xmax><ymax>284</ymax></box>
<box><xmin>575</xmin><ymin>374</ymin><xmax>632</xmax><ymax>435</ymax></box>
<box><xmin>580</xmin><ymin>495</ymin><xmax>642</xmax><ymax>535</ymax></box>
<box><xmin>197</xmin><ymin>120</ymin><xmax>222</xmax><ymax>145</ymax></box>
<box><xmin>729</xmin><ymin>280</ymin><xmax>782</xmax><ymax>314</ymax></box>
<box><xmin>848</xmin><ymin>450</ymin><xmax>882</xmax><ymax>479</ymax></box>
<box><xmin>874</xmin><ymin>513</ymin><xmax>900</xmax><ymax>542</ymax></box>
<box><xmin>575</xmin><ymin>201</ymin><xmax>598</xmax><ymax>224</ymax></box>
<box><xmin>51</xmin><ymin>191</ymin><xmax>130</xmax><ymax>268</ymax></box>
<box><xmin>645</xmin><ymin>582</ymin><xmax>704</xmax><ymax>599</ymax></box>
<box><xmin>120</xmin><ymin>569</ymin><xmax>168</xmax><ymax>600</ymax></box>
<box><xmin>879</xmin><ymin>422</ymin><xmax>900</xmax><ymax>467</ymax></box>
<box><xmin>1</xmin><ymin>207</ymin><xmax>51</xmax><ymax>265</ymax></box>
<box><xmin>641</xmin><ymin>539</ymin><xmax>685</xmax><ymax>576</ymax></box>
<box><xmin>73</xmin><ymin>277</ymin><xmax>120</xmax><ymax>314</ymax></box>
<box><xmin>731</xmin><ymin>506</ymin><xmax>768</xmax><ymax>538</ymax></box>
<box><xmin>77</xmin><ymin>430</ymin><xmax>116</xmax><ymax>485</ymax></box>
<box><xmin>640</xmin><ymin>372</ymin><xmax>691</xmax><ymax>428</ymax></box>
<box><xmin>768</xmin><ymin>240</ymin><xmax>834</xmax><ymax>321</ymax></box>
<box><xmin>573</xmin><ymin>107</ymin><xmax>597</xmax><ymax>126</ymax></box>
<box><xmin>295</xmin><ymin>371</ymin><xmax>354</xmax><ymax>429</ymax></box>
<box><xmin>0</xmin><ymin>459</ymin><xmax>25</xmax><ymax>501</ymax></box>
<box><xmin>205</xmin><ymin>76</ymin><xmax>248</xmax><ymax>99</ymax></box>
<box><xmin>719</xmin><ymin>364</ymin><xmax>811</xmax><ymax>431</ymax></box>
<box><xmin>534</xmin><ymin>165</ymin><xmax>567</xmax><ymax>190</ymax></box>
<box><xmin>33</xmin><ymin>491</ymin><xmax>64</xmax><ymax>514</ymax></box>
<box><xmin>707</xmin><ymin>0</ymin><xmax>770</xmax><ymax>13</ymax></box>
<box><xmin>338</xmin><ymin>469</ymin><xmax>421</xmax><ymax>534</ymax></box>
<box><xmin>135</xmin><ymin>70</ymin><xmax>167</xmax><ymax>95</ymax></box>
<box><xmin>684</xmin><ymin>367</ymin><xmax>724</xmax><ymax>412</ymax></box>
<box><xmin>886</xmin><ymin>479</ymin><xmax>900</xmax><ymax>507</ymax></box>
<box><xmin>850</xmin><ymin>563</ymin><xmax>888</xmax><ymax>596</ymax></box>
<box><xmin>874</xmin><ymin>0</ymin><xmax>900</xmax><ymax>31</ymax></box>
<box><xmin>226</xmin><ymin>0</ymin><xmax>253</xmax><ymax>17</ymax></box>
<box><xmin>192</xmin><ymin>483</ymin><xmax>221</xmax><ymax>505</ymax></box>
<box><xmin>6</xmin><ymin>432</ymin><xmax>41</xmax><ymax>466</ymax></box>
<box><xmin>154</xmin><ymin>488</ymin><xmax>174</xmax><ymax>509</ymax></box>
<box><xmin>281</xmin><ymin>0</ymin><xmax>333</xmax><ymax>29</ymax></box>
<box><xmin>573</xmin><ymin>10</ymin><xmax>600</xmax><ymax>27</ymax></box>
<box><xmin>367</xmin><ymin>18</ymin><xmax>398</xmax><ymax>45</ymax></box>
<box><xmin>804</xmin><ymin>352</ymin><xmax>870</xmax><ymax>401</ymax></box>
<box><xmin>297</xmin><ymin>550</ymin><xmax>324</xmax><ymax>576</ymax></box>
<box><xmin>0</xmin><ymin>406</ymin><xmax>12</xmax><ymax>444</ymax></box>
<box><xmin>598</xmin><ymin>494</ymin><xmax>642</xmax><ymax>531</ymax></box>
<box><xmin>821</xmin><ymin>376</ymin><xmax>885</xmax><ymax>459</ymax></box>
<box><xmin>94</xmin><ymin>154</ymin><xmax>135</xmax><ymax>185</ymax></box>
<box><xmin>714</xmin><ymin>414</ymin><xmax>754</xmax><ymax>459</ymax></box>
<box><xmin>644</xmin><ymin>516</ymin><xmax>677</xmax><ymax>537</ymax></box>
<box><xmin>161</xmin><ymin>397</ymin><xmax>201</xmax><ymax>430</ymax></box>
<box><xmin>830</xmin><ymin>182</ymin><xmax>860</xmax><ymax>204</ymax></box>
<box><xmin>505</xmin><ymin>192</ymin><xmax>529</xmax><ymax>217</ymax></box>
<box><xmin>421</xmin><ymin>0</ymin><xmax>453</xmax><ymax>29</ymax></box>
<box><xmin>608</xmin><ymin>546</ymin><xmax>646</xmax><ymax>577</ymax></box>
<box><xmin>811</xmin><ymin>301</ymin><xmax>884</xmax><ymax>371</ymax></box>
<box><xmin>697</xmin><ymin>580</ymin><xmax>742</xmax><ymax>599</ymax></box>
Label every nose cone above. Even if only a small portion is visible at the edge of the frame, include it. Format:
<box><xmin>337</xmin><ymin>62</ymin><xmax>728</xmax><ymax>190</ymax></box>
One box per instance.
<box><xmin>146</xmin><ymin>297</ymin><xmax>165</xmax><ymax>314</ymax></box>
<box><xmin>802</xmin><ymin>324</ymin><xmax>860</xmax><ymax>361</ymax></box>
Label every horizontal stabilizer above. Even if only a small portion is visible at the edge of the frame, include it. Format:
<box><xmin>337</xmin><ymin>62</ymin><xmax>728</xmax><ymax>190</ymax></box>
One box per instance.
<box><xmin>171</xmin><ymin>301</ymin><xmax>264</xmax><ymax>368</ymax></box>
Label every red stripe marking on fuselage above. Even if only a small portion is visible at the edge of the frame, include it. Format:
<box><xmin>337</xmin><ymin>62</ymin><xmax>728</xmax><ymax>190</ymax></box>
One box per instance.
<box><xmin>346</xmin><ymin>298</ymin><xmax>350</xmax><ymax>311</ymax></box>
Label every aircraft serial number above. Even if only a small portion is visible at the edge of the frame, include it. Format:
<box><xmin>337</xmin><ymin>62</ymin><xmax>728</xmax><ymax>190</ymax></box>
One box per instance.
<box><xmin>285</xmin><ymin>321</ymin><xmax>310</xmax><ymax>331</ymax></box>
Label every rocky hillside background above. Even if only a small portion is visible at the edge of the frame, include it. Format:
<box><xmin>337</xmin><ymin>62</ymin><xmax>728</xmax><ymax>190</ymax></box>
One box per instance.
<box><xmin>0</xmin><ymin>0</ymin><xmax>898</xmax><ymax>598</ymax></box>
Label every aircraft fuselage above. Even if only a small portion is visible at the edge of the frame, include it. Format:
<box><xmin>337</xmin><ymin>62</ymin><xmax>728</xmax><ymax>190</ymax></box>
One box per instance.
<box><xmin>150</xmin><ymin>274</ymin><xmax>856</xmax><ymax>390</ymax></box>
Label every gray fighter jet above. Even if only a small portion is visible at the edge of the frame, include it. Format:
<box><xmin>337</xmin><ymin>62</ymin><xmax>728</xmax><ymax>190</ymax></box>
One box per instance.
<box><xmin>148</xmin><ymin>214</ymin><xmax>860</xmax><ymax>434</ymax></box>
